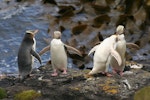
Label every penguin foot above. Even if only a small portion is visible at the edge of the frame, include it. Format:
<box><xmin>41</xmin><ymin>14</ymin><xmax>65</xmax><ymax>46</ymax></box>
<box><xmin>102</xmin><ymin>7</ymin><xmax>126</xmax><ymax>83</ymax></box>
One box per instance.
<box><xmin>106</xmin><ymin>73</ymin><xmax>113</xmax><ymax>77</ymax></box>
<box><xmin>51</xmin><ymin>72</ymin><xmax>58</xmax><ymax>76</ymax></box>
<box><xmin>112</xmin><ymin>69</ymin><xmax>117</xmax><ymax>74</ymax></box>
<box><xmin>51</xmin><ymin>69</ymin><xmax>58</xmax><ymax>76</ymax></box>
<box><xmin>119</xmin><ymin>71</ymin><xmax>123</xmax><ymax>76</ymax></box>
<box><xmin>113</xmin><ymin>70</ymin><xmax>123</xmax><ymax>76</ymax></box>
<box><xmin>112</xmin><ymin>69</ymin><xmax>123</xmax><ymax>76</ymax></box>
<box><xmin>62</xmin><ymin>69</ymin><xmax>67</xmax><ymax>75</ymax></box>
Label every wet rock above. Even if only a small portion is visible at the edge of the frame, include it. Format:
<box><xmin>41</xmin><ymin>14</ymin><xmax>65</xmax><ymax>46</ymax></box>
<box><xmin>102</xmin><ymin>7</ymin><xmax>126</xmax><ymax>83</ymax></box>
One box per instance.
<box><xmin>80</xmin><ymin>0</ymin><xmax>95</xmax><ymax>3</ymax></box>
<box><xmin>72</xmin><ymin>24</ymin><xmax>87</xmax><ymax>35</ymax></box>
<box><xmin>142</xmin><ymin>64</ymin><xmax>150</xmax><ymax>72</ymax></box>
<box><xmin>58</xmin><ymin>5</ymin><xmax>75</xmax><ymax>19</ymax></box>
<box><xmin>16</xmin><ymin>0</ymin><xmax>22</xmax><ymax>2</ymax></box>
<box><xmin>133</xmin><ymin>6</ymin><xmax>147</xmax><ymax>27</ymax></box>
<box><xmin>42</xmin><ymin>0</ymin><xmax>57</xmax><ymax>5</ymax></box>
<box><xmin>91</xmin><ymin>4</ymin><xmax>110</xmax><ymax>14</ymax></box>
<box><xmin>0</xmin><ymin>61</ymin><xmax>150</xmax><ymax>100</ymax></box>
<box><xmin>116</xmin><ymin>14</ymin><xmax>134</xmax><ymax>26</ymax></box>
<box><xmin>93</xmin><ymin>14</ymin><xmax>110</xmax><ymax>28</ymax></box>
<box><xmin>94</xmin><ymin>0</ymin><xmax>107</xmax><ymax>6</ymax></box>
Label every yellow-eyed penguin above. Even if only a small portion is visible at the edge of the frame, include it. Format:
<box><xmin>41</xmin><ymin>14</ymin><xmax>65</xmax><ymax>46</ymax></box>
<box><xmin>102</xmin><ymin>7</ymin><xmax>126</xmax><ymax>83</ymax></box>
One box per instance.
<box><xmin>39</xmin><ymin>31</ymin><xmax>82</xmax><ymax>76</ymax></box>
<box><xmin>18</xmin><ymin>30</ymin><xmax>42</xmax><ymax>79</ymax></box>
<box><xmin>88</xmin><ymin>34</ymin><xmax>122</xmax><ymax>76</ymax></box>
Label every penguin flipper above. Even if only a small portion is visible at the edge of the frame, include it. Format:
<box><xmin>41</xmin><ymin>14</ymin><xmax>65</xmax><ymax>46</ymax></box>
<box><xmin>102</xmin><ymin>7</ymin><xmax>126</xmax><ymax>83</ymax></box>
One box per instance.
<box><xmin>43</xmin><ymin>38</ymin><xmax>51</xmax><ymax>44</ymax></box>
<box><xmin>88</xmin><ymin>45</ymin><xmax>99</xmax><ymax>56</ymax></box>
<box><xmin>31</xmin><ymin>49</ymin><xmax>42</xmax><ymax>64</ymax></box>
<box><xmin>64</xmin><ymin>44</ymin><xmax>82</xmax><ymax>56</ymax></box>
<box><xmin>39</xmin><ymin>45</ymin><xmax>50</xmax><ymax>55</ymax></box>
<box><xmin>126</xmin><ymin>43</ymin><xmax>140</xmax><ymax>50</ymax></box>
<box><xmin>110</xmin><ymin>47</ymin><xmax>122</xmax><ymax>66</ymax></box>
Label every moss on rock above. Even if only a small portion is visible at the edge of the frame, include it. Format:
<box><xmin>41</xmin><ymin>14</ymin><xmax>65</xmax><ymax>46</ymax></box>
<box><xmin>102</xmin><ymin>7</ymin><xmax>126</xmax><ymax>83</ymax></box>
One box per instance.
<box><xmin>134</xmin><ymin>86</ymin><xmax>150</xmax><ymax>100</ymax></box>
<box><xmin>0</xmin><ymin>87</ymin><xmax>7</xmax><ymax>99</ymax></box>
<box><xmin>14</xmin><ymin>90</ymin><xmax>41</xmax><ymax>100</ymax></box>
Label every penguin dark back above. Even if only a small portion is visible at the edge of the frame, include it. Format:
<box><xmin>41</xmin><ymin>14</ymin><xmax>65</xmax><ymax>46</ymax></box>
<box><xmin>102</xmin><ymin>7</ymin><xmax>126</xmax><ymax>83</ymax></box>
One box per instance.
<box><xmin>17</xmin><ymin>30</ymin><xmax>41</xmax><ymax>80</ymax></box>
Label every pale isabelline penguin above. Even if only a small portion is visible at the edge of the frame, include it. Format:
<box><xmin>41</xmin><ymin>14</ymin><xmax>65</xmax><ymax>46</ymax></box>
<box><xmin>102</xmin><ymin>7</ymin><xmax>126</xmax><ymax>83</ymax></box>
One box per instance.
<box><xmin>110</xmin><ymin>25</ymin><xmax>140</xmax><ymax>76</ymax></box>
<box><xmin>18</xmin><ymin>30</ymin><xmax>41</xmax><ymax>79</ymax></box>
<box><xmin>39</xmin><ymin>31</ymin><xmax>82</xmax><ymax>76</ymax></box>
<box><xmin>88</xmin><ymin>35</ymin><xmax>122</xmax><ymax>76</ymax></box>
<box><xmin>110</xmin><ymin>25</ymin><xmax>126</xmax><ymax>76</ymax></box>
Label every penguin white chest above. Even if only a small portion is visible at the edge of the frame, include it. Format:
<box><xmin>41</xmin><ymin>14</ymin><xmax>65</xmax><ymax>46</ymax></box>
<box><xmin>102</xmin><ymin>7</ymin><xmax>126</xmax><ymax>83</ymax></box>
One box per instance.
<box><xmin>94</xmin><ymin>37</ymin><xmax>116</xmax><ymax>62</ymax></box>
<box><xmin>33</xmin><ymin>38</ymin><xmax>36</xmax><ymax>50</ymax></box>
<box><xmin>50</xmin><ymin>39</ymin><xmax>67</xmax><ymax>69</ymax></box>
<box><xmin>110</xmin><ymin>34</ymin><xmax>126</xmax><ymax>71</ymax></box>
<box><xmin>31</xmin><ymin>38</ymin><xmax>36</xmax><ymax>65</ymax></box>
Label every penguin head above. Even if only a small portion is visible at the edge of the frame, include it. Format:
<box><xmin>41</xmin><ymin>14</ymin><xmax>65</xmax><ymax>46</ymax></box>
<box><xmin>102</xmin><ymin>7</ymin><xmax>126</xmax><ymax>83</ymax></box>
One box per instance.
<box><xmin>53</xmin><ymin>31</ymin><xmax>61</xmax><ymax>39</ymax></box>
<box><xmin>116</xmin><ymin>25</ymin><xmax>124</xmax><ymax>35</ymax></box>
<box><xmin>25</xmin><ymin>30</ymin><xmax>39</xmax><ymax>39</ymax></box>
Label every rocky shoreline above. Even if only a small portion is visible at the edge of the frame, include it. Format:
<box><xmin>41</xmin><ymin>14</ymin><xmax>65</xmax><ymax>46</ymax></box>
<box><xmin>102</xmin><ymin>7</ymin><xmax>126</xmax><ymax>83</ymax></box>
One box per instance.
<box><xmin>0</xmin><ymin>0</ymin><xmax>150</xmax><ymax>100</ymax></box>
<box><xmin>0</xmin><ymin>61</ymin><xmax>150</xmax><ymax>100</ymax></box>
